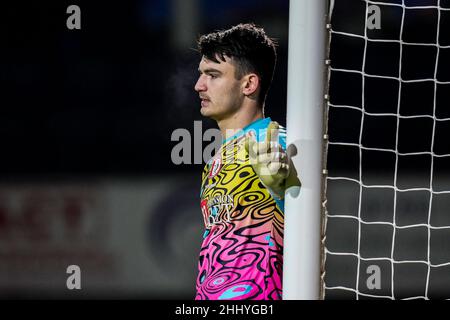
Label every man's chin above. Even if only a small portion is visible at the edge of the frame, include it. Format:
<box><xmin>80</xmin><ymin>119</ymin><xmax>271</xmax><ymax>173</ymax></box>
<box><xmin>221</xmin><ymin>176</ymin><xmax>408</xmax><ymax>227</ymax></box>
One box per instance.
<box><xmin>200</xmin><ymin>107</ymin><xmax>215</xmax><ymax>118</ymax></box>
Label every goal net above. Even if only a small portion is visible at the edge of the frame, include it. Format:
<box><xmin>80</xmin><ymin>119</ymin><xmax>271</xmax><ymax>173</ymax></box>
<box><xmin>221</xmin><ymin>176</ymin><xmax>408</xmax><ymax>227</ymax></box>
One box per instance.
<box><xmin>323</xmin><ymin>0</ymin><xmax>450</xmax><ymax>299</ymax></box>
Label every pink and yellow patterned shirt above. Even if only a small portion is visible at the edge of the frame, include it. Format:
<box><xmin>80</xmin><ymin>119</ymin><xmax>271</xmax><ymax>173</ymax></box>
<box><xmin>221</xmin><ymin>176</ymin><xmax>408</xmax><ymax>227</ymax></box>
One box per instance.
<box><xmin>196</xmin><ymin>117</ymin><xmax>286</xmax><ymax>300</ymax></box>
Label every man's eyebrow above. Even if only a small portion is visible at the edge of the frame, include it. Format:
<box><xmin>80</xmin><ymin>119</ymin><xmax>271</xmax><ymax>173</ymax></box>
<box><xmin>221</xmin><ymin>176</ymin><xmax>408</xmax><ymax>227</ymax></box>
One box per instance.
<box><xmin>198</xmin><ymin>68</ymin><xmax>223</xmax><ymax>74</ymax></box>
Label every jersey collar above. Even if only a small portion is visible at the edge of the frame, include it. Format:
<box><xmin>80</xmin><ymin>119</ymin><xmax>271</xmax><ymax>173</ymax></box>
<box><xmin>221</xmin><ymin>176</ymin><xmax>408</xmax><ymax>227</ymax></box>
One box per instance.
<box><xmin>222</xmin><ymin>117</ymin><xmax>272</xmax><ymax>144</ymax></box>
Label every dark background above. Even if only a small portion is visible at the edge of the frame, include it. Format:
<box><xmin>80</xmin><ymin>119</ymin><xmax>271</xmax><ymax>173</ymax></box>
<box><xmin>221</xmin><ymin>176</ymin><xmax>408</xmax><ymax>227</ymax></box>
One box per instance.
<box><xmin>1</xmin><ymin>0</ymin><xmax>289</xmax><ymax>178</ymax></box>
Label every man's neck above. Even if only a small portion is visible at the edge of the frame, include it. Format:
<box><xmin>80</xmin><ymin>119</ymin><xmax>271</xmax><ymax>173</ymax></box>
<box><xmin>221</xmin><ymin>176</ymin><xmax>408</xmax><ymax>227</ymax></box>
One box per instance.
<box><xmin>217</xmin><ymin>106</ymin><xmax>264</xmax><ymax>139</ymax></box>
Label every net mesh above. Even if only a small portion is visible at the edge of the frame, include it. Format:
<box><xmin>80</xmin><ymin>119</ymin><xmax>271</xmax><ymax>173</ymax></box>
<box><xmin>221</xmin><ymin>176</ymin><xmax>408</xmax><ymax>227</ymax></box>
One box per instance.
<box><xmin>323</xmin><ymin>0</ymin><xmax>450</xmax><ymax>299</ymax></box>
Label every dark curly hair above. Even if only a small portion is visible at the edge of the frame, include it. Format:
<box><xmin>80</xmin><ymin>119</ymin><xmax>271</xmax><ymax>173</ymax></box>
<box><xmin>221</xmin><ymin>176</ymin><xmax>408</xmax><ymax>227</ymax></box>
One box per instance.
<box><xmin>197</xmin><ymin>23</ymin><xmax>277</xmax><ymax>106</ymax></box>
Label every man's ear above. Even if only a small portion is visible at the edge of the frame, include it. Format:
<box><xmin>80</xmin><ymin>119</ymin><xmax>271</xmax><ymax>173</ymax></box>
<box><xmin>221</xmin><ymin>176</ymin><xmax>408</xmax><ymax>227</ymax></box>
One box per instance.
<box><xmin>242</xmin><ymin>73</ymin><xmax>260</xmax><ymax>97</ymax></box>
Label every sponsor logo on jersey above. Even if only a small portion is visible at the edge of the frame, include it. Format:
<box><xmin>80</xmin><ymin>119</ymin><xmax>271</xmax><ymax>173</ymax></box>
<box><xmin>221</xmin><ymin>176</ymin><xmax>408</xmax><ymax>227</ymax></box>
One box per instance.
<box><xmin>201</xmin><ymin>194</ymin><xmax>234</xmax><ymax>228</ymax></box>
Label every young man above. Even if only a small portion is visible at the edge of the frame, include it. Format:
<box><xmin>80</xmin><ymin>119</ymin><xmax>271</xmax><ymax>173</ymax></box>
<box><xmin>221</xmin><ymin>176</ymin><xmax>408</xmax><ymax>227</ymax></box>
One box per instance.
<box><xmin>194</xmin><ymin>23</ymin><xmax>299</xmax><ymax>300</ymax></box>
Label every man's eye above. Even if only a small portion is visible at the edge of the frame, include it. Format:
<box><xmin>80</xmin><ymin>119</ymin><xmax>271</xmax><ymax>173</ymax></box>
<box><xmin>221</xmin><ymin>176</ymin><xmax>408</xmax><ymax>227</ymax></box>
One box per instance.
<box><xmin>209</xmin><ymin>74</ymin><xmax>218</xmax><ymax>79</ymax></box>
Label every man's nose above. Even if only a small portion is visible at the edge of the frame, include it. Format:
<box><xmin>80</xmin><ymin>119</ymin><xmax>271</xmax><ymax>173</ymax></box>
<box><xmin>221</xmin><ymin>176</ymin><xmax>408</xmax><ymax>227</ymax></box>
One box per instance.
<box><xmin>195</xmin><ymin>76</ymin><xmax>206</xmax><ymax>92</ymax></box>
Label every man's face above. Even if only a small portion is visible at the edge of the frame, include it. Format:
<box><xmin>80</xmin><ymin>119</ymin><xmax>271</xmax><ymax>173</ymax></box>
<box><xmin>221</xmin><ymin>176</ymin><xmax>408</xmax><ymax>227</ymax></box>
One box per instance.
<box><xmin>194</xmin><ymin>56</ymin><xmax>244</xmax><ymax>121</ymax></box>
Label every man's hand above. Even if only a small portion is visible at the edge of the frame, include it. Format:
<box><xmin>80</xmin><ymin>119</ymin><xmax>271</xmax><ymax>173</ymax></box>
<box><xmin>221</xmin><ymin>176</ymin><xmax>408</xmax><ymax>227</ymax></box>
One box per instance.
<box><xmin>244</xmin><ymin>121</ymin><xmax>291</xmax><ymax>199</ymax></box>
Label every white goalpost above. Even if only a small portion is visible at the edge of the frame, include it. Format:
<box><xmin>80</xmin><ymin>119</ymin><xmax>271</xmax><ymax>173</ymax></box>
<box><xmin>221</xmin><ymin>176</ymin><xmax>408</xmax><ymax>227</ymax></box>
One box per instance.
<box><xmin>283</xmin><ymin>0</ymin><xmax>328</xmax><ymax>300</ymax></box>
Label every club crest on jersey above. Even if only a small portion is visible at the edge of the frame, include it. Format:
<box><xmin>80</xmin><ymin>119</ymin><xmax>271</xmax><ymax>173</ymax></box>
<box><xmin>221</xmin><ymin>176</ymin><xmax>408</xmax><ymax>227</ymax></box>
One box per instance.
<box><xmin>208</xmin><ymin>157</ymin><xmax>222</xmax><ymax>178</ymax></box>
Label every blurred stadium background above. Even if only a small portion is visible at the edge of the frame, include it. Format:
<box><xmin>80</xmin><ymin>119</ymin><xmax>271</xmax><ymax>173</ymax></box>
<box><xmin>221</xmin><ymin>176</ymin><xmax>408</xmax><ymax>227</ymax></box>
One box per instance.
<box><xmin>2</xmin><ymin>0</ymin><xmax>449</xmax><ymax>299</ymax></box>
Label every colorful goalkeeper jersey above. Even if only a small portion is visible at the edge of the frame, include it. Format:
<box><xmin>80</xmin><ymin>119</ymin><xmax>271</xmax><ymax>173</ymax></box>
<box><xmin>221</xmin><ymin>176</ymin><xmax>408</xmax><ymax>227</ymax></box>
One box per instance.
<box><xmin>196</xmin><ymin>117</ymin><xmax>286</xmax><ymax>300</ymax></box>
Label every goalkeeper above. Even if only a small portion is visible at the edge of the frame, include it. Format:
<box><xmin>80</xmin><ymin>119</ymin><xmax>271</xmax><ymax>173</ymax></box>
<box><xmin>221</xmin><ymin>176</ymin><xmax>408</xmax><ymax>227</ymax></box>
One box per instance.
<box><xmin>194</xmin><ymin>23</ymin><xmax>300</xmax><ymax>300</ymax></box>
